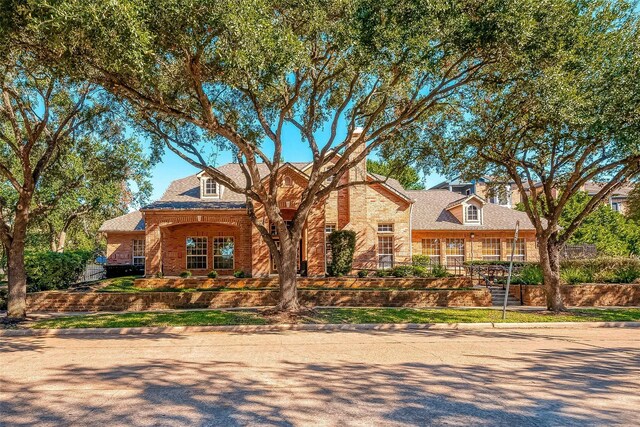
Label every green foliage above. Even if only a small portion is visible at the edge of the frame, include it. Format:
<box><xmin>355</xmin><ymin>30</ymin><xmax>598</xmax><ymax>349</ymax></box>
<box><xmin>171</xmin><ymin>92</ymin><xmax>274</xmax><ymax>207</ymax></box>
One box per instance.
<box><xmin>366</xmin><ymin>159</ymin><xmax>424</xmax><ymax>190</ymax></box>
<box><xmin>559</xmin><ymin>192</ymin><xmax>640</xmax><ymax>257</ymax></box>
<box><xmin>561</xmin><ymin>257</ymin><xmax>640</xmax><ymax>284</ymax></box>
<box><xmin>25</xmin><ymin>250</ymin><xmax>93</xmax><ymax>292</ymax></box>
<box><xmin>411</xmin><ymin>255</ymin><xmax>432</xmax><ymax>267</ymax></box>
<box><xmin>391</xmin><ymin>265</ymin><xmax>413</xmax><ymax>277</ymax></box>
<box><xmin>512</xmin><ymin>264</ymin><xmax>544</xmax><ymax>285</ymax></box>
<box><xmin>374</xmin><ymin>269</ymin><xmax>390</xmax><ymax>277</ymax></box>
<box><xmin>430</xmin><ymin>264</ymin><xmax>449</xmax><ymax>278</ymax></box>
<box><xmin>327</xmin><ymin>230</ymin><xmax>356</xmax><ymax>277</ymax></box>
<box><xmin>207</xmin><ymin>271</ymin><xmax>218</xmax><ymax>279</ymax></box>
<box><xmin>411</xmin><ymin>265</ymin><xmax>429</xmax><ymax>278</ymax></box>
<box><xmin>180</xmin><ymin>271</ymin><xmax>192</xmax><ymax>278</ymax></box>
<box><xmin>233</xmin><ymin>270</ymin><xmax>246</xmax><ymax>278</ymax></box>
<box><xmin>464</xmin><ymin>260</ymin><xmax>533</xmax><ymax>267</ymax></box>
<box><xmin>357</xmin><ymin>270</ymin><xmax>368</xmax><ymax>278</ymax></box>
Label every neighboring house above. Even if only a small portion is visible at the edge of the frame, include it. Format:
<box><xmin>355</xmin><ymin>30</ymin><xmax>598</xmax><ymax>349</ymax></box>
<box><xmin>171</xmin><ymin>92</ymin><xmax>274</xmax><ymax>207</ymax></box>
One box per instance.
<box><xmin>100</xmin><ymin>137</ymin><xmax>538</xmax><ymax>277</ymax></box>
<box><xmin>434</xmin><ymin>177</ymin><xmax>633</xmax><ymax>214</ymax></box>
<box><xmin>430</xmin><ymin>177</ymin><xmax>516</xmax><ymax>208</ymax></box>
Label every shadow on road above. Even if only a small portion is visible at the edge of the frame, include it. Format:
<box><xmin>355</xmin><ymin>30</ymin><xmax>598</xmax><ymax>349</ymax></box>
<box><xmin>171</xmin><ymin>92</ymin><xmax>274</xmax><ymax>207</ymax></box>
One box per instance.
<box><xmin>1</xmin><ymin>334</ymin><xmax>638</xmax><ymax>426</ymax></box>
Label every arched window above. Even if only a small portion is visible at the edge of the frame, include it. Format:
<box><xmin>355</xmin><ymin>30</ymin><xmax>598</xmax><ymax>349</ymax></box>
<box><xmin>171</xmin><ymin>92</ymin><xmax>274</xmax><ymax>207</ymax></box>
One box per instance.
<box><xmin>466</xmin><ymin>205</ymin><xmax>479</xmax><ymax>222</ymax></box>
<box><xmin>281</xmin><ymin>176</ymin><xmax>293</xmax><ymax>187</ymax></box>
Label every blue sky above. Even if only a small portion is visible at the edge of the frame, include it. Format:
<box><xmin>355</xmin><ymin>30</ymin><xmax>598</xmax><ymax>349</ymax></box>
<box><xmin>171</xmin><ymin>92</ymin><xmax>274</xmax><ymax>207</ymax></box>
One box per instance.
<box><xmin>144</xmin><ymin>124</ymin><xmax>447</xmax><ymax>202</ymax></box>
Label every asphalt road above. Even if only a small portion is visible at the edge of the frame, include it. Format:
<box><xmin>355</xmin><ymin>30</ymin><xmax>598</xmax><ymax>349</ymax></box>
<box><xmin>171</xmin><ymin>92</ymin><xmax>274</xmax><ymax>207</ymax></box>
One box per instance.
<box><xmin>1</xmin><ymin>327</ymin><xmax>639</xmax><ymax>426</ymax></box>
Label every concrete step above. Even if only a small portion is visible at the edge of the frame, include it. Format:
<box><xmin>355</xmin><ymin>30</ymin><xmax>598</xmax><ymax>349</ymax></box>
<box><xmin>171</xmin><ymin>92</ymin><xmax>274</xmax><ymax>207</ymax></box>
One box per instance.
<box><xmin>488</xmin><ymin>287</ymin><xmax>521</xmax><ymax>306</ymax></box>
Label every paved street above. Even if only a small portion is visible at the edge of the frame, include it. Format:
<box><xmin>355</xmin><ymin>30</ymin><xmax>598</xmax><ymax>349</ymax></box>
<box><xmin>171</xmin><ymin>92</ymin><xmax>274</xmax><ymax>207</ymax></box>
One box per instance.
<box><xmin>1</xmin><ymin>327</ymin><xmax>639</xmax><ymax>426</ymax></box>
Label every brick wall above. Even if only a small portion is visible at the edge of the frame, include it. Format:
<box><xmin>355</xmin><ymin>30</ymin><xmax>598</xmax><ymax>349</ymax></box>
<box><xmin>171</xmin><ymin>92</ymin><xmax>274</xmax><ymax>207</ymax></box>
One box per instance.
<box><xmin>26</xmin><ymin>288</ymin><xmax>491</xmax><ymax>312</ymax></box>
<box><xmin>106</xmin><ymin>232</ymin><xmax>145</xmax><ymax>265</ymax></box>
<box><xmin>509</xmin><ymin>284</ymin><xmax>640</xmax><ymax>306</ymax></box>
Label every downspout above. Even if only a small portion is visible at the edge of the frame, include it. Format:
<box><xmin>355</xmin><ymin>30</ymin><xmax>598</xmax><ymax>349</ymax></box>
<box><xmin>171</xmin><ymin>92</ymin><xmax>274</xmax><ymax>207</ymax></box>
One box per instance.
<box><xmin>409</xmin><ymin>201</ymin><xmax>414</xmax><ymax>261</ymax></box>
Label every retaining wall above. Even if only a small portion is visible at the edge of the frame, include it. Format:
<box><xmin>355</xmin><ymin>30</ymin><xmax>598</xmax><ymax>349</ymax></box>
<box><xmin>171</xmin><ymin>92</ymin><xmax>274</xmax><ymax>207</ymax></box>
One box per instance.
<box><xmin>26</xmin><ymin>288</ymin><xmax>491</xmax><ymax>312</ymax></box>
<box><xmin>509</xmin><ymin>283</ymin><xmax>640</xmax><ymax>306</ymax></box>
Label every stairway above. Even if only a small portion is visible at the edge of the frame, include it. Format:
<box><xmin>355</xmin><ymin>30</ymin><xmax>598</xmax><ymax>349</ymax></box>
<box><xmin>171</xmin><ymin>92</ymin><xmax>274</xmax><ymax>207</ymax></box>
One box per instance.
<box><xmin>489</xmin><ymin>287</ymin><xmax>521</xmax><ymax>306</ymax></box>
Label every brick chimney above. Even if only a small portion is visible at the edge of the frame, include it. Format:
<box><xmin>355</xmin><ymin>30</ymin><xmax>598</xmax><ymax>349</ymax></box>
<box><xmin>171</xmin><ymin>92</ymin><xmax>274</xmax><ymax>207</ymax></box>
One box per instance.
<box><xmin>348</xmin><ymin>127</ymin><xmax>366</xmax><ymax>184</ymax></box>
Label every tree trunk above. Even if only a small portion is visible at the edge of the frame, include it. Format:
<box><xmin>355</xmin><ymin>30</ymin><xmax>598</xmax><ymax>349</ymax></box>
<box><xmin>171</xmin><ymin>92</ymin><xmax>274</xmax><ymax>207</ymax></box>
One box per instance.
<box><xmin>538</xmin><ymin>238</ymin><xmax>564</xmax><ymax>312</ymax></box>
<box><xmin>6</xmin><ymin>240</ymin><xmax>27</xmax><ymax>319</ymax></box>
<box><xmin>56</xmin><ymin>230</ymin><xmax>67</xmax><ymax>253</ymax></box>
<box><xmin>275</xmin><ymin>236</ymin><xmax>300</xmax><ymax>312</ymax></box>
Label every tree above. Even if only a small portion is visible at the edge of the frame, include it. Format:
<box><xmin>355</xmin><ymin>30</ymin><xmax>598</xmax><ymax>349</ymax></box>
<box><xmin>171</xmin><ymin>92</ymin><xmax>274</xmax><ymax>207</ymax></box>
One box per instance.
<box><xmin>418</xmin><ymin>0</ymin><xmax>640</xmax><ymax>311</ymax></box>
<box><xmin>366</xmin><ymin>159</ymin><xmax>424</xmax><ymax>190</ymax></box>
<box><xmin>0</xmin><ymin>52</ymin><xmax>131</xmax><ymax>319</ymax></box>
<box><xmin>31</xmin><ymin>136</ymin><xmax>151</xmax><ymax>253</ymax></box>
<box><xmin>22</xmin><ymin>0</ymin><xmax>540</xmax><ymax>311</ymax></box>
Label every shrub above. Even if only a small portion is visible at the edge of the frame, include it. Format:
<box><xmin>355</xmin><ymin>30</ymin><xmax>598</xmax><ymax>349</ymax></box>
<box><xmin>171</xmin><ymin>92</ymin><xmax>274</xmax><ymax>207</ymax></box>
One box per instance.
<box><xmin>357</xmin><ymin>270</ymin><xmax>368</xmax><ymax>278</ymax></box>
<box><xmin>561</xmin><ymin>267</ymin><xmax>592</xmax><ymax>285</ymax></box>
<box><xmin>327</xmin><ymin>230</ymin><xmax>356</xmax><ymax>276</ymax></box>
<box><xmin>207</xmin><ymin>270</ymin><xmax>218</xmax><ymax>279</ymax></box>
<box><xmin>391</xmin><ymin>266</ymin><xmax>413</xmax><ymax>277</ymax></box>
<box><xmin>233</xmin><ymin>270</ymin><xmax>246</xmax><ymax>278</ymax></box>
<box><xmin>374</xmin><ymin>269</ymin><xmax>390</xmax><ymax>277</ymax></box>
<box><xmin>412</xmin><ymin>255</ymin><xmax>431</xmax><ymax>267</ymax></box>
<box><xmin>0</xmin><ymin>286</ymin><xmax>6</xmax><ymax>310</ymax></box>
<box><xmin>431</xmin><ymin>263</ymin><xmax>449</xmax><ymax>278</ymax></box>
<box><xmin>155</xmin><ymin>271</ymin><xmax>164</xmax><ymax>278</ymax></box>
<box><xmin>412</xmin><ymin>265</ymin><xmax>429</xmax><ymax>277</ymax></box>
<box><xmin>25</xmin><ymin>250</ymin><xmax>93</xmax><ymax>292</ymax></box>
<box><xmin>180</xmin><ymin>271</ymin><xmax>192</xmax><ymax>278</ymax></box>
<box><xmin>512</xmin><ymin>264</ymin><xmax>543</xmax><ymax>285</ymax></box>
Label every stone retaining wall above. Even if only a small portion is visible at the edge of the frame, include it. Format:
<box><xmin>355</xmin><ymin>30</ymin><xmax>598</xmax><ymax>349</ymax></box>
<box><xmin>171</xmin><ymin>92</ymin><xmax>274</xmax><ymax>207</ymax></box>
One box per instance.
<box><xmin>509</xmin><ymin>283</ymin><xmax>640</xmax><ymax>306</ymax></box>
<box><xmin>26</xmin><ymin>289</ymin><xmax>491</xmax><ymax>312</ymax></box>
<box><xmin>134</xmin><ymin>276</ymin><xmax>472</xmax><ymax>289</ymax></box>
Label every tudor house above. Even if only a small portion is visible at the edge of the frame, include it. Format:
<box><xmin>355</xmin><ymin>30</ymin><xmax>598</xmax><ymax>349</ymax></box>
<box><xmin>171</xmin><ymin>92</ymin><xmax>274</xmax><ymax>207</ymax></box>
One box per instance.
<box><xmin>100</xmin><ymin>137</ymin><xmax>539</xmax><ymax>277</ymax></box>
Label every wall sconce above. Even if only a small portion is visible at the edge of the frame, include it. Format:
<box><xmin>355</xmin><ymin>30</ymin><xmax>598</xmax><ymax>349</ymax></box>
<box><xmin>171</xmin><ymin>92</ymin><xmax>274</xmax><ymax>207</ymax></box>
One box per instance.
<box><xmin>470</xmin><ymin>232</ymin><xmax>475</xmax><ymax>239</ymax></box>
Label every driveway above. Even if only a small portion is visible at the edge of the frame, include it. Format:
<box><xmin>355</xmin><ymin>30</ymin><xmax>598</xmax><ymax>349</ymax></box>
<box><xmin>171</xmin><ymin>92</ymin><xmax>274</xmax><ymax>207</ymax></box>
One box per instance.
<box><xmin>1</xmin><ymin>327</ymin><xmax>639</xmax><ymax>426</ymax></box>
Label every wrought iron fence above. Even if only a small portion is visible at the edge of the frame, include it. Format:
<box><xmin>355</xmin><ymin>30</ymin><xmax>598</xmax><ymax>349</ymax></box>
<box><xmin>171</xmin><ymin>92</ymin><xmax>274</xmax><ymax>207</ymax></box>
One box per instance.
<box><xmin>74</xmin><ymin>263</ymin><xmax>106</xmax><ymax>284</ymax></box>
<box><xmin>561</xmin><ymin>244</ymin><xmax>597</xmax><ymax>259</ymax></box>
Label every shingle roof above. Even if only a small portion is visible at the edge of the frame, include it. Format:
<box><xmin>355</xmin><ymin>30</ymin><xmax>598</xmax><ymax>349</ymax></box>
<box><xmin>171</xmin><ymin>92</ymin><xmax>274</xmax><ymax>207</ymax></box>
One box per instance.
<box><xmin>98</xmin><ymin>211</ymin><xmax>145</xmax><ymax>232</ymax></box>
<box><xmin>444</xmin><ymin>194</ymin><xmax>485</xmax><ymax>210</ymax></box>
<box><xmin>142</xmin><ymin>162</ymin><xmax>310</xmax><ymax>210</ymax></box>
<box><xmin>583</xmin><ymin>182</ymin><xmax>633</xmax><ymax>197</ymax></box>
<box><xmin>368</xmin><ymin>173</ymin><xmax>412</xmax><ymax>200</ymax></box>
<box><xmin>409</xmin><ymin>190</ymin><xmax>535</xmax><ymax>230</ymax></box>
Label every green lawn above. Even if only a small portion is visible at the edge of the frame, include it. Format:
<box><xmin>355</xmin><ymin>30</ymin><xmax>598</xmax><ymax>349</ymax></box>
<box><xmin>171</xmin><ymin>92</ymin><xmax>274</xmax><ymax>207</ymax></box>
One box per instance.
<box><xmin>30</xmin><ymin>307</ymin><xmax>640</xmax><ymax>329</ymax></box>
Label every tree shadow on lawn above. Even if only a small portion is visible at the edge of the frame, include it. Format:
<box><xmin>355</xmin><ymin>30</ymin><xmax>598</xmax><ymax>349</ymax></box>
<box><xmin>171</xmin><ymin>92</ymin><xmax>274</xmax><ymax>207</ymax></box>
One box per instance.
<box><xmin>1</xmin><ymin>343</ymin><xmax>638</xmax><ymax>426</ymax></box>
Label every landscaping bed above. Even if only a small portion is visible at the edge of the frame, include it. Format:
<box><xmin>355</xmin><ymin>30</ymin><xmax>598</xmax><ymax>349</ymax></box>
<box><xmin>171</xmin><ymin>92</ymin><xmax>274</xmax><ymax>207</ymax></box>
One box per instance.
<box><xmin>27</xmin><ymin>307</ymin><xmax>640</xmax><ymax>329</ymax></box>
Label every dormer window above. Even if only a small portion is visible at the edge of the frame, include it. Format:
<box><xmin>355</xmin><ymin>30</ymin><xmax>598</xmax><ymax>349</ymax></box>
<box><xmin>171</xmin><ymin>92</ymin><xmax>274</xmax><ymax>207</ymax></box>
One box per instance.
<box><xmin>465</xmin><ymin>205</ymin><xmax>480</xmax><ymax>223</ymax></box>
<box><xmin>281</xmin><ymin>176</ymin><xmax>293</xmax><ymax>187</ymax></box>
<box><xmin>201</xmin><ymin>177</ymin><xmax>218</xmax><ymax>198</ymax></box>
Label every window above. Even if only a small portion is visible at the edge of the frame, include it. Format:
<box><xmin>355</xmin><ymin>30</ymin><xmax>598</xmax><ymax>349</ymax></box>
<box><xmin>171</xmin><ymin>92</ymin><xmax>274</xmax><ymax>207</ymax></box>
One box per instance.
<box><xmin>132</xmin><ymin>239</ymin><xmax>145</xmax><ymax>266</ymax></box>
<box><xmin>186</xmin><ymin>237</ymin><xmax>207</xmax><ymax>269</ymax></box>
<box><xmin>213</xmin><ymin>237</ymin><xmax>234</xmax><ymax>269</ymax></box>
<box><xmin>506</xmin><ymin>238</ymin><xmax>526</xmax><ymax>261</ymax></box>
<box><xmin>611</xmin><ymin>202</ymin><xmax>621</xmax><ymax>212</ymax></box>
<box><xmin>377</xmin><ymin>223</ymin><xmax>394</xmax><ymax>233</ymax></box>
<box><xmin>481</xmin><ymin>238</ymin><xmax>501</xmax><ymax>261</ymax></box>
<box><xmin>270</xmin><ymin>221</ymin><xmax>293</xmax><ymax>235</ymax></box>
<box><xmin>421</xmin><ymin>238</ymin><xmax>440</xmax><ymax>265</ymax></box>
<box><xmin>325</xmin><ymin>224</ymin><xmax>336</xmax><ymax>271</ymax></box>
<box><xmin>378</xmin><ymin>236</ymin><xmax>394</xmax><ymax>269</ymax></box>
<box><xmin>202</xmin><ymin>178</ymin><xmax>218</xmax><ymax>197</ymax></box>
<box><xmin>281</xmin><ymin>176</ymin><xmax>293</xmax><ymax>187</ymax></box>
<box><xmin>445</xmin><ymin>238</ymin><xmax>465</xmax><ymax>267</ymax></box>
<box><xmin>465</xmin><ymin>205</ymin><xmax>479</xmax><ymax>223</ymax></box>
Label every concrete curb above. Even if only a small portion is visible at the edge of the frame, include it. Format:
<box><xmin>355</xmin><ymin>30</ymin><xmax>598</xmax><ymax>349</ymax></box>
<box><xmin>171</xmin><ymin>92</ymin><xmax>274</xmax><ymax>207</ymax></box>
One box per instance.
<box><xmin>2</xmin><ymin>321</ymin><xmax>640</xmax><ymax>337</ymax></box>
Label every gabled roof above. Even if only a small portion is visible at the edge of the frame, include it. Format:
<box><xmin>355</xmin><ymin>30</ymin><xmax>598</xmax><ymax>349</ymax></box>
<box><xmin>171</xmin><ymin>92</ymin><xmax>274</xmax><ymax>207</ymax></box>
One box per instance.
<box><xmin>445</xmin><ymin>194</ymin><xmax>486</xmax><ymax>210</ymax></box>
<box><xmin>410</xmin><ymin>190</ymin><xmax>535</xmax><ymax>231</ymax></box>
<box><xmin>98</xmin><ymin>211</ymin><xmax>145</xmax><ymax>232</ymax></box>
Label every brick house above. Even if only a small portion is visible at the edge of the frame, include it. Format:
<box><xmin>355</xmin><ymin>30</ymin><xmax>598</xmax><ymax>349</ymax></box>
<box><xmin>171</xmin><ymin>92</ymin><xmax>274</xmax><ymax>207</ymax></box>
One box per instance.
<box><xmin>100</xmin><ymin>146</ymin><xmax>538</xmax><ymax>277</ymax></box>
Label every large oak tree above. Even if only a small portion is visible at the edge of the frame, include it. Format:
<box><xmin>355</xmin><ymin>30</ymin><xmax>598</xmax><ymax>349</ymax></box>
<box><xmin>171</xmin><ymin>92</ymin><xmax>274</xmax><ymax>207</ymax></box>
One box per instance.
<box><xmin>18</xmin><ymin>0</ymin><xmax>543</xmax><ymax>311</ymax></box>
<box><xmin>400</xmin><ymin>0</ymin><xmax>640</xmax><ymax>311</ymax></box>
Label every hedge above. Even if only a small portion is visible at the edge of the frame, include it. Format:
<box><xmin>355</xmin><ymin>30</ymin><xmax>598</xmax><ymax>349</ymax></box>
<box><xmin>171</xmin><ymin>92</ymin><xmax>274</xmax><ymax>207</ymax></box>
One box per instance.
<box><xmin>327</xmin><ymin>230</ymin><xmax>356</xmax><ymax>276</ymax></box>
<box><xmin>25</xmin><ymin>250</ymin><xmax>93</xmax><ymax>292</ymax></box>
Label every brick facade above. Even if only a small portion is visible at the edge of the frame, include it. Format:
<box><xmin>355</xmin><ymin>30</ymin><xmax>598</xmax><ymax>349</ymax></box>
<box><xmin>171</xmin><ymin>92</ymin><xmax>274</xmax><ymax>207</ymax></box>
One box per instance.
<box><xmin>105</xmin><ymin>231</ymin><xmax>145</xmax><ymax>265</ymax></box>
